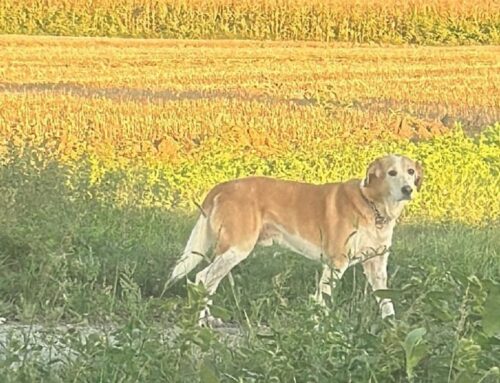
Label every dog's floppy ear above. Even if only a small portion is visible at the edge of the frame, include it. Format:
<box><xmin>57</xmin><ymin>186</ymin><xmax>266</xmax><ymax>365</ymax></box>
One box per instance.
<box><xmin>364</xmin><ymin>158</ymin><xmax>382</xmax><ymax>186</ymax></box>
<box><xmin>415</xmin><ymin>161</ymin><xmax>424</xmax><ymax>191</ymax></box>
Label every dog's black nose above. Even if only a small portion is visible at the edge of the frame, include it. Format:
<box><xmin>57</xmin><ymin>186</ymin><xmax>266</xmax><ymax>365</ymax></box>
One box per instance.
<box><xmin>401</xmin><ymin>185</ymin><xmax>413</xmax><ymax>196</ymax></box>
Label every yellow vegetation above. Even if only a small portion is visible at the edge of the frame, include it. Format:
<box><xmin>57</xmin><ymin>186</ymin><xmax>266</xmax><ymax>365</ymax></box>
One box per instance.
<box><xmin>1</xmin><ymin>0</ymin><xmax>498</xmax><ymax>43</ymax></box>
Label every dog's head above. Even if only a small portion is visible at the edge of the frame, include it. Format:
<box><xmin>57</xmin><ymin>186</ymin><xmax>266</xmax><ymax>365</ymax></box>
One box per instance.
<box><xmin>363</xmin><ymin>154</ymin><xmax>423</xmax><ymax>202</ymax></box>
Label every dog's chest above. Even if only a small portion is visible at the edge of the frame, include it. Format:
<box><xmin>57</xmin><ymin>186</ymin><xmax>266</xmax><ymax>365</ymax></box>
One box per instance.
<box><xmin>346</xmin><ymin>225</ymin><xmax>393</xmax><ymax>264</ymax></box>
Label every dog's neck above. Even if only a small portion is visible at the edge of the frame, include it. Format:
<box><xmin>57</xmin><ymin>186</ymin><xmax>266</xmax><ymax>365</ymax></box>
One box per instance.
<box><xmin>359</xmin><ymin>184</ymin><xmax>406</xmax><ymax>228</ymax></box>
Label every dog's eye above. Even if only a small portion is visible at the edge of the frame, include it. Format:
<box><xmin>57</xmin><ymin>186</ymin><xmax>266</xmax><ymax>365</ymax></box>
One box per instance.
<box><xmin>388</xmin><ymin>170</ymin><xmax>397</xmax><ymax>176</ymax></box>
<box><xmin>408</xmin><ymin>169</ymin><xmax>415</xmax><ymax>175</ymax></box>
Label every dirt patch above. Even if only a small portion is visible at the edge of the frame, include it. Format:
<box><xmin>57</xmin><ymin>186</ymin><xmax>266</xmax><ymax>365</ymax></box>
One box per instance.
<box><xmin>349</xmin><ymin>98</ymin><xmax>498</xmax><ymax>136</ymax></box>
<box><xmin>0</xmin><ymin>322</ymin><xmax>243</xmax><ymax>369</ymax></box>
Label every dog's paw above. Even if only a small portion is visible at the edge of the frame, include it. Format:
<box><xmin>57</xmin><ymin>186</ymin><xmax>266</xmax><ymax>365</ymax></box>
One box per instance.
<box><xmin>380</xmin><ymin>300</ymin><xmax>395</xmax><ymax>319</ymax></box>
<box><xmin>198</xmin><ymin>308</ymin><xmax>224</xmax><ymax>328</ymax></box>
<box><xmin>309</xmin><ymin>293</ymin><xmax>327</xmax><ymax>307</ymax></box>
<box><xmin>198</xmin><ymin>315</ymin><xmax>224</xmax><ymax>328</ymax></box>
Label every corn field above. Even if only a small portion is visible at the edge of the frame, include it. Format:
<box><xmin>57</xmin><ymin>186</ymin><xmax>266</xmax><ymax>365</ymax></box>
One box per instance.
<box><xmin>1</xmin><ymin>0</ymin><xmax>499</xmax><ymax>43</ymax></box>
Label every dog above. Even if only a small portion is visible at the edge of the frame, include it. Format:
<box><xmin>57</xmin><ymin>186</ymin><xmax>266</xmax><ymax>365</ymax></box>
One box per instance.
<box><xmin>168</xmin><ymin>154</ymin><xmax>423</xmax><ymax>326</ymax></box>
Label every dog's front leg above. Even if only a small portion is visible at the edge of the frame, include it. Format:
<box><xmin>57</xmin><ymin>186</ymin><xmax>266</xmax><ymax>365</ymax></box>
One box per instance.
<box><xmin>311</xmin><ymin>263</ymin><xmax>348</xmax><ymax>306</ymax></box>
<box><xmin>362</xmin><ymin>253</ymin><xmax>395</xmax><ymax>318</ymax></box>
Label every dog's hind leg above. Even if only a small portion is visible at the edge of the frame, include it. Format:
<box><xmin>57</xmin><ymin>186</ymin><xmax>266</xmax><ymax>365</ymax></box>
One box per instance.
<box><xmin>193</xmin><ymin>194</ymin><xmax>260</xmax><ymax>326</ymax></box>
<box><xmin>195</xmin><ymin>246</ymin><xmax>252</xmax><ymax>326</ymax></box>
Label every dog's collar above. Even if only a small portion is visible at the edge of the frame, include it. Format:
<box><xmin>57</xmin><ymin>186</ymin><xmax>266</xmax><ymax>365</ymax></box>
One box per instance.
<box><xmin>359</xmin><ymin>187</ymin><xmax>390</xmax><ymax>229</ymax></box>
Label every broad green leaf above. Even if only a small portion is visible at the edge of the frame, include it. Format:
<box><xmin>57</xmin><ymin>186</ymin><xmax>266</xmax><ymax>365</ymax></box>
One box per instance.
<box><xmin>199</xmin><ymin>361</ymin><xmax>220</xmax><ymax>383</ymax></box>
<box><xmin>403</xmin><ymin>327</ymin><xmax>427</xmax><ymax>354</ymax></box>
<box><xmin>402</xmin><ymin>327</ymin><xmax>427</xmax><ymax>380</ymax></box>
<box><xmin>482</xmin><ymin>284</ymin><xmax>500</xmax><ymax>337</ymax></box>
<box><xmin>373</xmin><ymin>289</ymin><xmax>403</xmax><ymax>300</ymax></box>
<box><xmin>210</xmin><ymin>305</ymin><xmax>231</xmax><ymax>321</ymax></box>
<box><xmin>408</xmin><ymin>343</ymin><xmax>428</xmax><ymax>370</ymax></box>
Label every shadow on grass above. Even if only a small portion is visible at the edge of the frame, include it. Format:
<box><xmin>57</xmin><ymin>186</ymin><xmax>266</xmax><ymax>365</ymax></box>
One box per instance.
<box><xmin>0</xmin><ymin>148</ymin><xmax>196</xmax><ymax>323</ymax></box>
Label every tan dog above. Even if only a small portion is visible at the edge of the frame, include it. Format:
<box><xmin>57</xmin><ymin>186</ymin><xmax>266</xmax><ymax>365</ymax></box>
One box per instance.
<box><xmin>168</xmin><ymin>154</ymin><xmax>423</xmax><ymax>326</ymax></box>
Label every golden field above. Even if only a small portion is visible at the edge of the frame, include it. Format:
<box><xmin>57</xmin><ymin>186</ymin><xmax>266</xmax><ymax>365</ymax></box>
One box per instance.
<box><xmin>0</xmin><ymin>35</ymin><xmax>499</xmax><ymax>223</ymax></box>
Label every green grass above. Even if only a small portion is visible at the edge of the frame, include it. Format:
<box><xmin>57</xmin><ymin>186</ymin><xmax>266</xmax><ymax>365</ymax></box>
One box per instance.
<box><xmin>0</xmin><ymin>147</ymin><xmax>499</xmax><ymax>382</ymax></box>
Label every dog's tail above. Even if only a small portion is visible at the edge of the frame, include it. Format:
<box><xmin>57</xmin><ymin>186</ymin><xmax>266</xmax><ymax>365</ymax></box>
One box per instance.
<box><xmin>165</xmin><ymin>214</ymin><xmax>212</xmax><ymax>289</ymax></box>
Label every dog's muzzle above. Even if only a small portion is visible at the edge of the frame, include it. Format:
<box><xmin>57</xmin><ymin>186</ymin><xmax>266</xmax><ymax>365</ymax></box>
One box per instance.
<box><xmin>401</xmin><ymin>185</ymin><xmax>413</xmax><ymax>199</ymax></box>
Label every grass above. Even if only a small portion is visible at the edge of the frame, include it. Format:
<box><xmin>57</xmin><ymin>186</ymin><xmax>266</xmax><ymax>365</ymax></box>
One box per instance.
<box><xmin>0</xmin><ymin>0</ymin><xmax>499</xmax><ymax>44</ymax></box>
<box><xmin>0</xmin><ymin>151</ymin><xmax>498</xmax><ymax>382</ymax></box>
